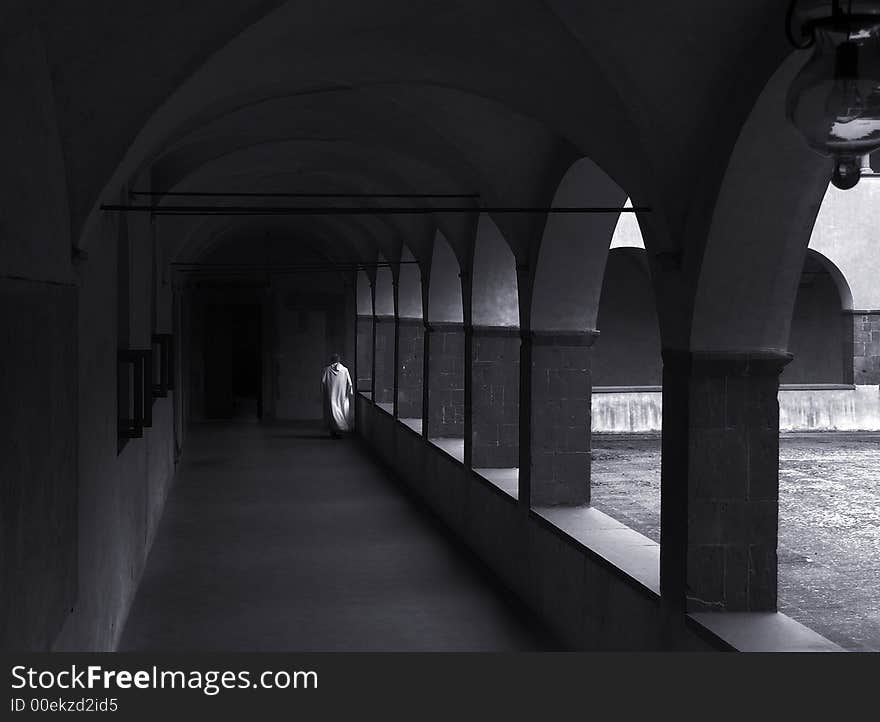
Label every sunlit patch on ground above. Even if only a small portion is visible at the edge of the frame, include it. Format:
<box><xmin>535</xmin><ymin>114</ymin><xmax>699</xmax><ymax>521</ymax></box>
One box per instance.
<box><xmin>590</xmin><ymin>432</ymin><xmax>880</xmax><ymax>652</ymax></box>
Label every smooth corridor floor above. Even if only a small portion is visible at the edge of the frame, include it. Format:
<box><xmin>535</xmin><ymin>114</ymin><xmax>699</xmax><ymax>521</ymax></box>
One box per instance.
<box><xmin>119</xmin><ymin>422</ymin><xmax>558</xmax><ymax>651</ymax></box>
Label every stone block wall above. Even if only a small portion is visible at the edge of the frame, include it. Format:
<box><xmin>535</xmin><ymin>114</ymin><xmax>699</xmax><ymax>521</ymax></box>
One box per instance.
<box><xmin>397</xmin><ymin>320</ymin><xmax>424</xmax><ymax>418</ymax></box>
<box><xmin>471</xmin><ymin>329</ymin><xmax>519</xmax><ymax>468</ymax></box>
<box><xmin>531</xmin><ymin>341</ymin><xmax>592</xmax><ymax>505</ymax></box>
<box><xmin>853</xmin><ymin>312</ymin><xmax>880</xmax><ymax>385</ymax></box>
<box><xmin>427</xmin><ymin>325</ymin><xmax>465</xmax><ymax>437</ymax></box>
<box><xmin>356</xmin><ymin>315</ymin><xmax>373</xmax><ymax>392</ymax></box>
<box><xmin>373</xmin><ymin>317</ymin><xmax>395</xmax><ymax>404</ymax></box>
<box><xmin>684</xmin><ymin>353</ymin><xmax>785</xmax><ymax>613</ymax></box>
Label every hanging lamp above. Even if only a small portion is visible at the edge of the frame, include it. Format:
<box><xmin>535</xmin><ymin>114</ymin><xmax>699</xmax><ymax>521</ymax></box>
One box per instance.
<box><xmin>786</xmin><ymin>1</ymin><xmax>880</xmax><ymax>188</ymax></box>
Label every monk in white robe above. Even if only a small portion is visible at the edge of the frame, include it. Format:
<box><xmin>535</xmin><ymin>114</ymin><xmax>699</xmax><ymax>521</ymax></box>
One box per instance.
<box><xmin>321</xmin><ymin>354</ymin><xmax>353</xmax><ymax>438</ymax></box>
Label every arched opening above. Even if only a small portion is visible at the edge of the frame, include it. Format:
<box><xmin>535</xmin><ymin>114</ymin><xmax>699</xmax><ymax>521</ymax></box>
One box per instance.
<box><xmin>529</xmin><ymin>157</ymin><xmax>630</xmax><ymax>510</ymax></box>
<box><xmin>774</xmin><ymin>181</ymin><xmax>880</xmax><ymax>652</ymax></box>
<box><xmin>680</xmin><ymin>49</ymin><xmax>880</xmax><ymax>647</ymax></box>
<box><xmin>781</xmin><ymin>250</ymin><xmax>853</xmax><ymax>386</ymax></box>
<box><xmin>356</xmin><ymin>269</ymin><xmax>373</xmax><ymax>394</ymax></box>
<box><xmin>397</xmin><ymin>246</ymin><xmax>424</xmax><ymax>421</ymax></box>
<box><xmin>592</xmin><ymin>248</ymin><xmax>661</xmax><ymax>389</ymax></box>
<box><xmin>470</xmin><ymin>214</ymin><xmax>519</xmax><ymax>484</ymax></box>
<box><xmin>585</xmin><ymin>208</ymin><xmax>664</xmax><ymax>542</ymax></box>
<box><xmin>425</xmin><ymin>231</ymin><xmax>465</xmax><ymax>460</ymax></box>
<box><xmin>427</xmin><ymin>231</ymin><xmax>463</xmax><ymax>324</ymax></box>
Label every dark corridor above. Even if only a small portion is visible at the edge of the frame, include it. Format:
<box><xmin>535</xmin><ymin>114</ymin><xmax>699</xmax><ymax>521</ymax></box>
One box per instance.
<box><xmin>204</xmin><ymin>304</ymin><xmax>263</xmax><ymax>419</ymax></box>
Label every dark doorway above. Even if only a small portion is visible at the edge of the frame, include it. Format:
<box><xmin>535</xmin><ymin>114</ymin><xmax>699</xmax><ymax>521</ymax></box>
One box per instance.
<box><xmin>204</xmin><ymin>304</ymin><xmax>262</xmax><ymax>419</ymax></box>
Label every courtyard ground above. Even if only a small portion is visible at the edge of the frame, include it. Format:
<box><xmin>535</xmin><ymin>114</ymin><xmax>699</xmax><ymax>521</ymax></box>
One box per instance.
<box><xmin>590</xmin><ymin>432</ymin><xmax>880</xmax><ymax>652</ymax></box>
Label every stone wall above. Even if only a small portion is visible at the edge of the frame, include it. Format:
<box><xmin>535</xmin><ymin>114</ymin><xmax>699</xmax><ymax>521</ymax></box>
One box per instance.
<box><xmin>531</xmin><ymin>340</ymin><xmax>592</xmax><ymax>505</ymax></box>
<box><xmin>373</xmin><ymin>317</ymin><xmax>396</xmax><ymax>405</ymax></box>
<box><xmin>397</xmin><ymin>320</ymin><xmax>424</xmax><ymax>419</ymax></box>
<box><xmin>356</xmin><ymin>315</ymin><xmax>373</xmax><ymax>392</ymax></box>
<box><xmin>427</xmin><ymin>325</ymin><xmax>465</xmax><ymax>437</ymax></box>
<box><xmin>471</xmin><ymin>329</ymin><xmax>519</xmax><ymax>468</ymax></box>
<box><xmin>853</xmin><ymin>312</ymin><xmax>880</xmax><ymax>385</ymax></box>
<box><xmin>0</xmin><ymin>279</ymin><xmax>78</xmax><ymax>650</ymax></box>
<box><xmin>356</xmin><ymin>396</ymin><xmax>717</xmax><ymax>651</ymax></box>
<box><xmin>52</xmin><ymin>213</ymin><xmax>177</xmax><ymax>652</ymax></box>
<box><xmin>683</xmin><ymin>353</ymin><xmax>785</xmax><ymax>613</ymax></box>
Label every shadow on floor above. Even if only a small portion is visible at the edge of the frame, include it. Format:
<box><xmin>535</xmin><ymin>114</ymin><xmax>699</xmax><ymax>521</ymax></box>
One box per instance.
<box><xmin>120</xmin><ymin>421</ymin><xmax>560</xmax><ymax>652</ymax></box>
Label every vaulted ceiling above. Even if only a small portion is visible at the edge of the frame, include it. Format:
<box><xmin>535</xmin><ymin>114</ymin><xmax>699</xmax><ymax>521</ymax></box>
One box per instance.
<box><xmin>5</xmin><ymin>0</ymin><xmax>840</xmax><ymax>348</ymax></box>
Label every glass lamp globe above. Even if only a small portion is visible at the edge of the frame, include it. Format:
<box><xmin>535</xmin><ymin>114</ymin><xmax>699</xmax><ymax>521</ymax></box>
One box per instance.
<box><xmin>786</xmin><ymin>15</ymin><xmax>880</xmax><ymax>188</ymax></box>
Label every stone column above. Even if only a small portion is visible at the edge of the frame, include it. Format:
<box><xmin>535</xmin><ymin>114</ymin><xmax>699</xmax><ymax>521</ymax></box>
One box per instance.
<box><xmin>425</xmin><ymin>322</ymin><xmax>465</xmax><ymax>438</ymax></box>
<box><xmin>397</xmin><ymin>318</ymin><xmax>424</xmax><ymax>419</ymax></box>
<box><xmin>471</xmin><ymin>326</ymin><xmax>520</xmax><ymax>468</ymax></box>
<box><xmin>529</xmin><ymin>331</ymin><xmax>595</xmax><ymax>506</ymax></box>
<box><xmin>355</xmin><ymin>315</ymin><xmax>373</xmax><ymax>393</ymax></box>
<box><xmin>853</xmin><ymin>311</ymin><xmax>880</xmax><ymax>384</ymax></box>
<box><xmin>661</xmin><ymin>350</ymin><xmax>789</xmax><ymax>614</ymax></box>
<box><xmin>373</xmin><ymin>315</ymin><xmax>396</xmax><ymax>406</ymax></box>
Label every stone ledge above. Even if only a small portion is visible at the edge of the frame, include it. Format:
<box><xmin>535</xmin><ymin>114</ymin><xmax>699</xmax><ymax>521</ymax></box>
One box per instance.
<box><xmin>533</xmin><ymin>506</ymin><xmax>660</xmax><ymax>596</ymax></box>
<box><xmin>428</xmin><ymin>436</ymin><xmax>465</xmax><ymax>463</ymax></box>
<box><xmin>474</xmin><ymin>467</ymin><xmax>519</xmax><ymax>500</ymax></box>
<box><xmin>688</xmin><ymin>612</ymin><xmax>843</xmax><ymax>652</ymax></box>
<box><xmin>398</xmin><ymin>417</ymin><xmax>423</xmax><ymax>435</ymax></box>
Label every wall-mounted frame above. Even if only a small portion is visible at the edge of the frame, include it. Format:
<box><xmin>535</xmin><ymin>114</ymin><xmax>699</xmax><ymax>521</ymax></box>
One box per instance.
<box><xmin>151</xmin><ymin>333</ymin><xmax>174</xmax><ymax>398</ymax></box>
<box><xmin>118</xmin><ymin>348</ymin><xmax>153</xmax><ymax>452</ymax></box>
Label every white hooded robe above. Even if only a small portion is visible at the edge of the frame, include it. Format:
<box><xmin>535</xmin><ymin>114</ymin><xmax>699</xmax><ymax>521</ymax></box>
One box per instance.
<box><xmin>321</xmin><ymin>362</ymin><xmax>353</xmax><ymax>432</ymax></box>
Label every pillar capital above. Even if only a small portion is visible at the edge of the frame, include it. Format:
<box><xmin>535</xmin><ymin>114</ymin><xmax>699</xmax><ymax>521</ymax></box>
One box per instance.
<box><xmin>471</xmin><ymin>324</ymin><xmax>520</xmax><ymax>338</ymax></box>
<box><xmin>423</xmin><ymin>320</ymin><xmax>464</xmax><ymax>333</ymax></box>
<box><xmin>662</xmin><ymin>349</ymin><xmax>793</xmax><ymax>378</ymax></box>
<box><xmin>524</xmin><ymin>329</ymin><xmax>600</xmax><ymax>348</ymax></box>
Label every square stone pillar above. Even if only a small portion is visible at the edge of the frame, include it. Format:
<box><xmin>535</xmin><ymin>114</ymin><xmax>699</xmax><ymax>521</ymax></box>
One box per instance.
<box><xmin>661</xmin><ymin>350</ymin><xmax>790</xmax><ymax>614</ymax></box>
<box><xmin>355</xmin><ymin>315</ymin><xmax>373</xmax><ymax>392</ymax></box>
<box><xmin>471</xmin><ymin>326</ymin><xmax>519</xmax><ymax>468</ymax></box>
<box><xmin>426</xmin><ymin>322</ymin><xmax>465</xmax><ymax>437</ymax></box>
<box><xmin>529</xmin><ymin>332</ymin><xmax>595</xmax><ymax>506</ymax></box>
<box><xmin>397</xmin><ymin>318</ymin><xmax>424</xmax><ymax>418</ymax></box>
<box><xmin>853</xmin><ymin>311</ymin><xmax>880</xmax><ymax>384</ymax></box>
<box><xmin>373</xmin><ymin>316</ymin><xmax>396</xmax><ymax>405</ymax></box>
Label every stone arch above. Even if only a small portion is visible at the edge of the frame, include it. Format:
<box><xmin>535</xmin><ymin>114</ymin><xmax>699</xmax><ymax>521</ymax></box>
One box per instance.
<box><xmin>356</xmin><ymin>270</ymin><xmax>373</xmax><ymax>316</ymax></box>
<box><xmin>691</xmin><ymin>52</ymin><xmax>831</xmax><ymax>354</ymax></box>
<box><xmin>472</xmin><ymin>214</ymin><xmax>518</xmax><ymax>328</ymax></box>
<box><xmin>807</xmin><ymin>181</ymin><xmax>880</xmax><ymax>312</ymax></box>
<box><xmin>427</xmin><ymin>232</ymin><xmax>463</xmax><ymax>323</ymax></box>
<box><xmin>782</xmin><ymin>250</ymin><xmax>855</xmax><ymax>386</ymax></box>
<box><xmin>531</xmin><ymin>157</ymin><xmax>628</xmax><ymax>333</ymax></box>
<box><xmin>527</xmin><ymin>158</ymin><xmax>630</xmax><ymax>505</ymax></box>
<box><xmin>470</xmin><ymin>214</ymin><xmax>520</xmax><ymax>469</ymax></box>
<box><xmin>425</xmin><ymin>231</ymin><xmax>464</xmax><ymax>440</ymax></box>
<box><xmin>675</xmin><ymin>50</ymin><xmax>835</xmax><ymax>616</ymax></box>
<box><xmin>398</xmin><ymin>246</ymin><xmax>423</xmax><ymax>320</ymax></box>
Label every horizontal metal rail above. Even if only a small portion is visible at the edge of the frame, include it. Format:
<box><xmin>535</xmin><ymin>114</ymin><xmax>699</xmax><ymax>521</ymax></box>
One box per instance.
<box><xmin>102</xmin><ymin>204</ymin><xmax>651</xmax><ymax>215</ymax></box>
